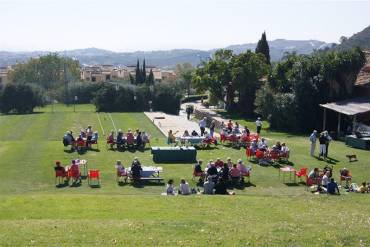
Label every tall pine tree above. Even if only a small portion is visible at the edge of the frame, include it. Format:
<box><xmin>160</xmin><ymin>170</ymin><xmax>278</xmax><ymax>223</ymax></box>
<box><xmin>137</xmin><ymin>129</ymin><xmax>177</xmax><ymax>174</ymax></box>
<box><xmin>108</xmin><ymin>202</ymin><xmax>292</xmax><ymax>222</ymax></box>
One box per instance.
<box><xmin>142</xmin><ymin>59</ymin><xmax>147</xmax><ymax>83</ymax></box>
<box><xmin>255</xmin><ymin>32</ymin><xmax>271</xmax><ymax>65</ymax></box>
<box><xmin>148</xmin><ymin>69</ymin><xmax>155</xmax><ymax>85</ymax></box>
<box><xmin>135</xmin><ymin>59</ymin><xmax>142</xmax><ymax>84</ymax></box>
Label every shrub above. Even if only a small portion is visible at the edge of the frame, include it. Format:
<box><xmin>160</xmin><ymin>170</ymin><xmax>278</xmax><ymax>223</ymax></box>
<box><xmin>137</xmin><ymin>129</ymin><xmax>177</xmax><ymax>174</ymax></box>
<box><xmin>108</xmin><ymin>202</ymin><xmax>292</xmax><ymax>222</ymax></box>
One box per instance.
<box><xmin>0</xmin><ymin>83</ymin><xmax>45</xmax><ymax>114</ymax></box>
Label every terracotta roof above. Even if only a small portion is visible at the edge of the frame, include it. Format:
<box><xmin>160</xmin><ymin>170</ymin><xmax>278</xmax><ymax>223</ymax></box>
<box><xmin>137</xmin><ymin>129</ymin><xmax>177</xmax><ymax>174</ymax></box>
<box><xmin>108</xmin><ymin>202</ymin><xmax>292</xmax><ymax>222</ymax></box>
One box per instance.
<box><xmin>355</xmin><ymin>51</ymin><xmax>370</xmax><ymax>86</ymax></box>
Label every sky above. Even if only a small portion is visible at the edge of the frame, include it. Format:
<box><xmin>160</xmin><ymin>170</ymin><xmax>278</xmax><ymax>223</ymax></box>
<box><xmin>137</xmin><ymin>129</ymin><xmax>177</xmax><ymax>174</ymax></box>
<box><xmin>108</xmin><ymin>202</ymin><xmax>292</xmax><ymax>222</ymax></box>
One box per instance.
<box><xmin>0</xmin><ymin>0</ymin><xmax>369</xmax><ymax>52</ymax></box>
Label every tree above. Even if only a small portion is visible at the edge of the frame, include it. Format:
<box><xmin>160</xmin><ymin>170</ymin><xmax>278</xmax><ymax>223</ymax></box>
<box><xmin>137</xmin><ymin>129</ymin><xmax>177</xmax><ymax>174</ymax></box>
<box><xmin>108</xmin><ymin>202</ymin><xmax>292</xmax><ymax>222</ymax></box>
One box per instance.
<box><xmin>135</xmin><ymin>59</ymin><xmax>142</xmax><ymax>84</ymax></box>
<box><xmin>0</xmin><ymin>84</ymin><xmax>45</xmax><ymax>114</ymax></box>
<box><xmin>255</xmin><ymin>32</ymin><xmax>271</xmax><ymax>65</ymax></box>
<box><xmin>8</xmin><ymin>53</ymin><xmax>80</xmax><ymax>90</ymax></box>
<box><xmin>148</xmin><ymin>69</ymin><xmax>155</xmax><ymax>85</ymax></box>
<box><xmin>192</xmin><ymin>49</ymin><xmax>234</xmax><ymax>111</ymax></box>
<box><xmin>231</xmin><ymin>50</ymin><xmax>269</xmax><ymax>116</ymax></box>
<box><xmin>175</xmin><ymin>63</ymin><xmax>194</xmax><ymax>96</ymax></box>
<box><xmin>142</xmin><ymin>59</ymin><xmax>147</xmax><ymax>83</ymax></box>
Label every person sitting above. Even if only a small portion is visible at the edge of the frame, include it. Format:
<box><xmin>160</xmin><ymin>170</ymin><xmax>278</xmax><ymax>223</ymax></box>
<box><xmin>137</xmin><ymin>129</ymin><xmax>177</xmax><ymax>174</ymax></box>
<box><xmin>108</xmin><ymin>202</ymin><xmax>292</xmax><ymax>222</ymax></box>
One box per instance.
<box><xmin>203</xmin><ymin>177</ymin><xmax>215</xmax><ymax>195</ymax></box>
<box><xmin>63</xmin><ymin>131</ymin><xmax>74</xmax><ymax>147</ymax></box>
<box><xmin>76</xmin><ymin>134</ymin><xmax>85</xmax><ymax>150</ymax></box>
<box><xmin>142</xmin><ymin>131</ymin><xmax>150</xmax><ymax>148</ymax></box>
<box><xmin>226</xmin><ymin>157</ymin><xmax>233</xmax><ymax>168</ymax></box>
<box><xmin>214</xmin><ymin>158</ymin><xmax>224</xmax><ymax>168</ymax></box>
<box><xmin>326</xmin><ymin>178</ymin><xmax>340</xmax><ymax>195</ymax></box>
<box><xmin>340</xmin><ymin>168</ymin><xmax>352</xmax><ymax>188</ymax></box>
<box><xmin>250</xmin><ymin>140</ymin><xmax>258</xmax><ymax>153</ymax></box>
<box><xmin>126</xmin><ymin>129</ymin><xmax>135</xmax><ymax>147</ymax></box>
<box><xmin>115</xmin><ymin>160</ymin><xmax>127</xmax><ymax>178</ymax></box>
<box><xmin>227</xmin><ymin>120</ymin><xmax>233</xmax><ymax>133</ymax></box>
<box><xmin>322</xmin><ymin>171</ymin><xmax>330</xmax><ymax>188</ymax></box>
<box><xmin>91</xmin><ymin>131</ymin><xmax>99</xmax><ymax>143</ymax></box>
<box><xmin>280</xmin><ymin>143</ymin><xmax>289</xmax><ymax>156</ymax></box>
<box><xmin>220</xmin><ymin>163</ymin><xmax>230</xmax><ymax>181</ymax></box>
<box><xmin>130</xmin><ymin>158</ymin><xmax>142</xmax><ymax>182</ymax></box>
<box><xmin>166</xmin><ymin>179</ymin><xmax>176</xmax><ymax>195</ymax></box>
<box><xmin>136</xmin><ymin>131</ymin><xmax>143</xmax><ymax>149</ymax></box>
<box><xmin>80</xmin><ymin>129</ymin><xmax>87</xmax><ymax>139</ymax></box>
<box><xmin>308</xmin><ymin>168</ymin><xmax>320</xmax><ymax>185</ymax></box>
<box><xmin>236</xmin><ymin>159</ymin><xmax>250</xmax><ymax>176</ymax></box>
<box><xmin>54</xmin><ymin>161</ymin><xmax>65</xmax><ymax>173</ymax></box>
<box><xmin>206</xmin><ymin>159</ymin><xmax>213</xmax><ymax>169</ymax></box>
<box><xmin>323</xmin><ymin>165</ymin><xmax>333</xmax><ymax>178</ymax></box>
<box><xmin>258</xmin><ymin>138</ymin><xmax>268</xmax><ymax>151</ymax></box>
<box><xmin>86</xmin><ymin>125</ymin><xmax>93</xmax><ymax>147</ymax></box>
<box><xmin>182</xmin><ymin>130</ymin><xmax>190</xmax><ymax>137</ymax></box>
<box><xmin>116</xmin><ymin>129</ymin><xmax>125</xmax><ymax>149</ymax></box>
<box><xmin>167</xmin><ymin>130</ymin><xmax>178</xmax><ymax>145</ymax></box>
<box><xmin>214</xmin><ymin>177</ymin><xmax>235</xmax><ymax>195</ymax></box>
<box><xmin>179</xmin><ymin>178</ymin><xmax>191</xmax><ymax>195</ymax></box>
<box><xmin>357</xmin><ymin>182</ymin><xmax>369</xmax><ymax>193</ymax></box>
<box><xmin>206</xmin><ymin>162</ymin><xmax>218</xmax><ymax>182</ymax></box>
<box><xmin>70</xmin><ymin>160</ymin><xmax>81</xmax><ymax>183</ymax></box>
<box><xmin>107</xmin><ymin>131</ymin><xmax>115</xmax><ymax>149</ymax></box>
<box><xmin>230</xmin><ymin>164</ymin><xmax>241</xmax><ymax>184</ymax></box>
<box><xmin>191</xmin><ymin>130</ymin><xmax>199</xmax><ymax>137</ymax></box>
<box><xmin>243</xmin><ymin>126</ymin><xmax>250</xmax><ymax>136</ymax></box>
<box><xmin>233</xmin><ymin>121</ymin><xmax>240</xmax><ymax>134</ymax></box>
<box><xmin>275</xmin><ymin>141</ymin><xmax>282</xmax><ymax>151</ymax></box>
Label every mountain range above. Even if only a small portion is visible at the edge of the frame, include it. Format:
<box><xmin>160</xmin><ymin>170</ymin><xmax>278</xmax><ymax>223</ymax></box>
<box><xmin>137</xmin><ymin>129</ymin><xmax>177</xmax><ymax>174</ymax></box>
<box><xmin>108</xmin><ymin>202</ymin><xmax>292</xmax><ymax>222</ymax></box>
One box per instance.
<box><xmin>0</xmin><ymin>39</ymin><xmax>333</xmax><ymax>68</ymax></box>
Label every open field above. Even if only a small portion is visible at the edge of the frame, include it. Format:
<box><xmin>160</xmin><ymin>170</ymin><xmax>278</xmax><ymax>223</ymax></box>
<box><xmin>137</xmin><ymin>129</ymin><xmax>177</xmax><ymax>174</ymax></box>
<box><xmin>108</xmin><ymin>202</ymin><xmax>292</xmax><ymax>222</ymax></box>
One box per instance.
<box><xmin>0</xmin><ymin>104</ymin><xmax>370</xmax><ymax>246</ymax></box>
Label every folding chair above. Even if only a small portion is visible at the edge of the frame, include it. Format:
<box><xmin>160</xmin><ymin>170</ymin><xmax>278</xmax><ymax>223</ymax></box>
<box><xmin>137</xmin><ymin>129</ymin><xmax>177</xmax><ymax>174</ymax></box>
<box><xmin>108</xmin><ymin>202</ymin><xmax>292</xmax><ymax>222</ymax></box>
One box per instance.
<box><xmin>69</xmin><ymin>166</ymin><xmax>81</xmax><ymax>184</ymax></box>
<box><xmin>55</xmin><ymin>170</ymin><xmax>66</xmax><ymax>185</ymax></box>
<box><xmin>295</xmin><ymin>167</ymin><xmax>308</xmax><ymax>183</ymax></box>
<box><xmin>88</xmin><ymin>169</ymin><xmax>100</xmax><ymax>186</ymax></box>
<box><xmin>116</xmin><ymin>169</ymin><xmax>128</xmax><ymax>183</ymax></box>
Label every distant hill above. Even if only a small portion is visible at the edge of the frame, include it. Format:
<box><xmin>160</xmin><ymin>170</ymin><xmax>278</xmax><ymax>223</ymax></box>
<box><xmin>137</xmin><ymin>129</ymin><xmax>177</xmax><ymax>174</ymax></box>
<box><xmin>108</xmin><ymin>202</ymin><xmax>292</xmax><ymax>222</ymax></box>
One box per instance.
<box><xmin>335</xmin><ymin>25</ymin><xmax>370</xmax><ymax>51</ymax></box>
<box><xmin>0</xmin><ymin>39</ymin><xmax>332</xmax><ymax>68</ymax></box>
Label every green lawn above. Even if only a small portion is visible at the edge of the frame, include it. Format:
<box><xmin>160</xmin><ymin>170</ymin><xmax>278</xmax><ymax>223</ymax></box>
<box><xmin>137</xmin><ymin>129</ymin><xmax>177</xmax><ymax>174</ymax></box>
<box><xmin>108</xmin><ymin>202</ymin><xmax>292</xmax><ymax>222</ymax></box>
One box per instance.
<box><xmin>0</xmin><ymin>104</ymin><xmax>370</xmax><ymax>246</ymax></box>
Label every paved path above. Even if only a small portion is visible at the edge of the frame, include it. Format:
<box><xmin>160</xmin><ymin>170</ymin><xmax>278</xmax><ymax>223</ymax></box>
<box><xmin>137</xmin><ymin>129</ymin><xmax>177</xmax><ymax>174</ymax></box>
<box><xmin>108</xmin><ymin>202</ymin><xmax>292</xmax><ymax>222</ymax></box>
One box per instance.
<box><xmin>145</xmin><ymin>103</ymin><xmax>219</xmax><ymax>138</ymax></box>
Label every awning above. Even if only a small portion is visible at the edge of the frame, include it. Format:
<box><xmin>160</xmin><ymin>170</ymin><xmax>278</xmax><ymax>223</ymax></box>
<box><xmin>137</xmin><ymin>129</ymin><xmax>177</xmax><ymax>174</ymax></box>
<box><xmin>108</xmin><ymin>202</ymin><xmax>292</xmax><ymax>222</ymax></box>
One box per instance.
<box><xmin>319</xmin><ymin>97</ymin><xmax>370</xmax><ymax>116</ymax></box>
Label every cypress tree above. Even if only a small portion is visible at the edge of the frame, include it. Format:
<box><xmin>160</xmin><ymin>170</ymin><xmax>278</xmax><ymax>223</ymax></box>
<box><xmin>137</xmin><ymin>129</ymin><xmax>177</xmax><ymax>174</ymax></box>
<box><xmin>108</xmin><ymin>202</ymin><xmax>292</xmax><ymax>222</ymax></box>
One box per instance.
<box><xmin>255</xmin><ymin>32</ymin><xmax>271</xmax><ymax>65</ymax></box>
<box><xmin>135</xmin><ymin>59</ymin><xmax>142</xmax><ymax>84</ymax></box>
<box><xmin>148</xmin><ymin>69</ymin><xmax>155</xmax><ymax>85</ymax></box>
<box><xmin>142</xmin><ymin>59</ymin><xmax>147</xmax><ymax>83</ymax></box>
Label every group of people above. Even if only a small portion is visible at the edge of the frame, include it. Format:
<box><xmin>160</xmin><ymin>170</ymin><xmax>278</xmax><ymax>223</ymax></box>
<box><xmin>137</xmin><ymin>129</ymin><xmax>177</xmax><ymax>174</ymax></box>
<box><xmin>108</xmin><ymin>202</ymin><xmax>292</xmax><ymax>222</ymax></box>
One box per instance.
<box><xmin>63</xmin><ymin>125</ymin><xmax>99</xmax><ymax>151</ymax></box>
<box><xmin>107</xmin><ymin>129</ymin><xmax>150</xmax><ymax>150</ymax></box>
<box><xmin>165</xmin><ymin>176</ymin><xmax>235</xmax><ymax>196</ymax></box>
<box><xmin>167</xmin><ymin>129</ymin><xmax>216</xmax><ymax>146</ymax></box>
<box><xmin>115</xmin><ymin>158</ymin><xmax>143</xmax><ymax>182</ymax></box>
<box><xmin>309</xmin><ymin>130</ymin><xmax>332</xmax><ymax>158</ymax></box>
<box><xmin>194</xmin><ymin>158</ymin><xmax>251</xmax><ymax>186</ymax></box>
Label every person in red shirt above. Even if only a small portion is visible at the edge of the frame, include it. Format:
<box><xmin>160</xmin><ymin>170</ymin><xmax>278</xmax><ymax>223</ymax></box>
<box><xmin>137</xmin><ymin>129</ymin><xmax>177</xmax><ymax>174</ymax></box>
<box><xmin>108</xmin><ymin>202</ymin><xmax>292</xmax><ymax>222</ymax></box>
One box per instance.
<box><xmin>214</xmin><ymin>158</ymin><xmax>224</xmax><ymax>168</ymax></box>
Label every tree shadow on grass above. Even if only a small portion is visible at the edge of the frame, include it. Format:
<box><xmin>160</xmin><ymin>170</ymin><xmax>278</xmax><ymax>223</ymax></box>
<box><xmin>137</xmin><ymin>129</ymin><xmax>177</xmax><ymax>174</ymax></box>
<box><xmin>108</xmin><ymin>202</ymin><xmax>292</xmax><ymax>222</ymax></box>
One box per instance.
<box><xmin>131</xmin><ymin>181</ymin><xmax>165</xmax><ymax>188</ymax></box>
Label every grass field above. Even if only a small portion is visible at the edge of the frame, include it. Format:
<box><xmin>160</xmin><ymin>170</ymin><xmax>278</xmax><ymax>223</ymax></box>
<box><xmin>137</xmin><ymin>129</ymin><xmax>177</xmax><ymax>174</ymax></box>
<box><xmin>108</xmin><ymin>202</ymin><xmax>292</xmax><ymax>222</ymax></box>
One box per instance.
<box><xmin>0</xmin><ymin>104</ymin><xmax>370</xmax><ymax>246</ymax></box>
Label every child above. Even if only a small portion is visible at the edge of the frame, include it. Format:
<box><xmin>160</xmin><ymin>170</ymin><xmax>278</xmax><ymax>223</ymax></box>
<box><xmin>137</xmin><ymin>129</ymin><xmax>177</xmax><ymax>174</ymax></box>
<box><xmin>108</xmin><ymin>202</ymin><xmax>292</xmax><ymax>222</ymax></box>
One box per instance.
<box><xmin>166</xmin><ymin>179</ymin><xmax>176</xmax><ymax>195</ymax></box>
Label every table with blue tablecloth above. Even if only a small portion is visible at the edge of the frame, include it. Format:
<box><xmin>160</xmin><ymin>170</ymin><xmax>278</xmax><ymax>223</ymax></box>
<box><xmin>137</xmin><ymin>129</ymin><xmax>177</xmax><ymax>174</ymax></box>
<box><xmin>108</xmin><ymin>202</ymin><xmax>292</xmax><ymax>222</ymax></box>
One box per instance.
<box><xmin>151</xmin><ymin>146</ymin><xmax>197</xmax><ymax>163</ymax></box>
<box><xmin>345</xmin><ymin>135</ymin><xmax>370</xmax><ymax>150</ymax></box>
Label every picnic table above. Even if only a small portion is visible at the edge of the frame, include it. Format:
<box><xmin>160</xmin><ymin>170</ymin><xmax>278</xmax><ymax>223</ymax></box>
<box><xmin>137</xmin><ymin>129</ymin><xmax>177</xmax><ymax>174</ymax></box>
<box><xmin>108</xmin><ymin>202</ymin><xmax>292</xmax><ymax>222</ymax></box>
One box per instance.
<box><xmin>279</xmin><ymin>166</ymin><xmax>296</xmax><ymax>183</ymax></box>
<box><xmin>176</xmin><ymin>136</ymin><xmax>205</xmax><ymax>146</ymax></box>
<box><xmin>151</xmin><ymin>146</ymin><xmax>197</xmax><ymax>163</ymax></box>
<box><xmin>127</xmin><ymin>166</ymin><xmax>163</xmax><ymax>182</ymax></box>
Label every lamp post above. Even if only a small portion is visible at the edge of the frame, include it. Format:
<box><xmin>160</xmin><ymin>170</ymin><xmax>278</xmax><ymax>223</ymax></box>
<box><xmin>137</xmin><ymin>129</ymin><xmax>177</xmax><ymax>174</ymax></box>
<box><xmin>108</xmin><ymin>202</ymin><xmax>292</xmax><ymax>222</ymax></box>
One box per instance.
<box><xmin>74</xmin><ymin>95</ymin><xmax>78</xmax><ymax>113</ymax></box>
<box><xmin>149</xmin><ymin>84</ymin><xmax>154</xmax><ymax>112</ymax></box>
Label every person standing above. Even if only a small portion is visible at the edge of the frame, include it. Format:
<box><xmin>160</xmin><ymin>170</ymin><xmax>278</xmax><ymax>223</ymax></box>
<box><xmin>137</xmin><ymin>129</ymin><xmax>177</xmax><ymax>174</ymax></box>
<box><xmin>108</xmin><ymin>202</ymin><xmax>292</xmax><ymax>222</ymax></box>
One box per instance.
<box><xmin>309</xmin><ymin>130</ymin><xmax>317</xmax><ymax>157</ymax></box>
<box><xmin>324</xmin><ymin>131</ymin><xmax>332</xmax><ymax>158</ymax></box>
<box><xmin>199</xmin><ymin>117</ymin><xmax>207</xmax><ymax>136</ymax></box>
<box><xmin>209</xmin><ymin>120</ymin><xmax>216</xmax><ymax>138</ymax></box>
<box><xmin>186</xmin><ymin>106</ymin><xmax>192</xmax><ymax>120</ymax></box>
<box><xmin>255</xmin><ymin>117</ymin><xmax>262</xmax><ymax>134</ymax></box>
<box><xmin>319</xmin><ymin>132</ymin><xmax>327</xmax><ymax>159</ymax></box>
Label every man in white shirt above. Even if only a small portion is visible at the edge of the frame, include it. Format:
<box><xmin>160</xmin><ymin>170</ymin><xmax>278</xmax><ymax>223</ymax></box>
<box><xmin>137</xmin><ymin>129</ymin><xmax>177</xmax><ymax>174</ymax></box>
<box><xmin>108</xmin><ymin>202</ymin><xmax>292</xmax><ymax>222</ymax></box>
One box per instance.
<box><xmin>309</xmin><ymin>130</ymin><xmax>317</xmax><ymax>157</ymax></box>
<box><xmin>199</xmin><ymin>117</ymin><xmax>207</xmax><ymax>136</ymax></box>
<box><xmin>256</xmin><ymin>117</ymin><xmax>262</xmax><ymax>134</ymax></box>
<box><xmin>179</xmin><ymin>178</ymin><xmax>191</xmax><ymax>195</ymax></box>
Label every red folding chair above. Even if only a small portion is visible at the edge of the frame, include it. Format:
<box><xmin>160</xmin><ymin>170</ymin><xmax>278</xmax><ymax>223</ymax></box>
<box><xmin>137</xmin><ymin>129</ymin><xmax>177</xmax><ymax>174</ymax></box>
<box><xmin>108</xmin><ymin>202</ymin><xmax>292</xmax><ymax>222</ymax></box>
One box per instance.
<box><xmin>126</xmin><ymin>133</ymin><xmax>135</xmax><ymax>148</ymax></box>
<box><xmin>295</xmin><ymin>167</ymin><xmax>308</xmax><ymax>183</ymax></box>
<box><xmin>245</xmin><ymin>147</ymin><xmax>255</xmax><ymax>160</ymax></box>
<box><xmin>69</xmin><ymin>166</ymin><xmax>81</xmax><ymax>184</ymax></box>
<box><xmin>88</xmin><ymin>169</ymin><xmax>100</xmax><ymax>186</ymax></box>
<box><xmin>55</xmin><ymin>170</ymin><xmax>66</xmax><ymax>185</ymax></box>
